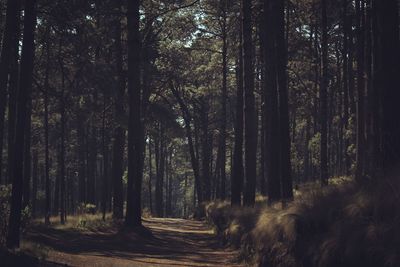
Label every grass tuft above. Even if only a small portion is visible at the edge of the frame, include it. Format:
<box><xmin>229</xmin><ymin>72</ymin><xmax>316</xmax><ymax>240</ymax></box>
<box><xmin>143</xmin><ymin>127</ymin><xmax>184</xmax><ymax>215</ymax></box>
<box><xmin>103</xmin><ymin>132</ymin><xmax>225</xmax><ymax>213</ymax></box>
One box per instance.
<box><xmin>205</xmin><ymin>176</ymin><xmax>400</xmax><ymax>267</ymax></box>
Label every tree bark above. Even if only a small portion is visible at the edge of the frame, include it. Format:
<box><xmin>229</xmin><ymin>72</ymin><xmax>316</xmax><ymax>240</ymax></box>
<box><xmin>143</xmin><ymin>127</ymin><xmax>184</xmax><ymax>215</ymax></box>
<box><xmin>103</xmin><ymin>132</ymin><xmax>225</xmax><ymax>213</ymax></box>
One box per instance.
<box><xmin>111</xmin><ymin>0</ymin><xmax>125</xmax><ymax>220</ymax></box>
<box><xmin>277</xmin><ymin>0</ymin><xmax>293</xmax><ymax>199</ymax></box>
<box><xmin>242</xmin><ymin>0</ymin><xmax>257</xmax><ymax>207</ymax></box>
<box><xmin>355</xmin><ymin>0</ymin><xmax>366</xmax><ymax>182</ymax></box>
<box><xmin>125</xmin><ymin>0</ymin><xmax>142</xmax><ymax>227</ymax></box>
<box><xmin>374</xmin><ymin>0</ymin><xmax>400</xmax><ymax>175</ymax></box>
<box><xmin>320</xmin><ymin>0</ymin><xmax>329</xmax><ymax>186</ymax></box>
<box><xmin>231</xmin><ymin>26</ymin><xmax>244</xmax><ymax>205</ymax></box>
<box><xmin>59</xmin><ymin>56</ymin><xmax>66</xmax><ymax>225</ymax></box>
<box><xmin>6</xmin><ymin>0</ymin><xmax>36</xmax><ymax>248</ymax></box>
<box><xmin>6</xmin><ymin>18</ymin><xmax>20</xmax><ymax>185</ymax></box>
<box><xmin>0</xmin><ymin>0</ymin><xmax>21</xmax><ymax>184</ymax></box>
<box><xmin>264</xmin><ymin>0</ymin><xmax>281</xmax><ymax>203</ymax></box>
<box><xmin>44</xmin><ymin>36</ymin><xmax>50</xmax><ymax>223</ymax></box>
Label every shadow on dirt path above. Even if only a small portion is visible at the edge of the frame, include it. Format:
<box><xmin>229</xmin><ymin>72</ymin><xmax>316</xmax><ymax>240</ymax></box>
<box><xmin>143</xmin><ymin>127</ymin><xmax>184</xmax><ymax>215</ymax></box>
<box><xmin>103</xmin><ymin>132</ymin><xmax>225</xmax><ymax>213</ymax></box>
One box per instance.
<box><xmin>26</xmin><ymin>218</ymin><xmax>243</xmax><ymax>267</ymax></box>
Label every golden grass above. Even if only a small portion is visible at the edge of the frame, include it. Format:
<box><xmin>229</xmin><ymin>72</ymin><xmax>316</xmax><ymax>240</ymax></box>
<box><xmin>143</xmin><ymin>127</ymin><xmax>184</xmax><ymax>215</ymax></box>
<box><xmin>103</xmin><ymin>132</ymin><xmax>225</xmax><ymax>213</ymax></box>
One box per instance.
<box><xmin>33</xmin><ymin>213</ymin><xmax>116</xmax><ymax>232</ymax></box>
<box><xmin>205</xmin><ymin>176</ymin><xmax>400</xmax><ymax>267</ymax></box>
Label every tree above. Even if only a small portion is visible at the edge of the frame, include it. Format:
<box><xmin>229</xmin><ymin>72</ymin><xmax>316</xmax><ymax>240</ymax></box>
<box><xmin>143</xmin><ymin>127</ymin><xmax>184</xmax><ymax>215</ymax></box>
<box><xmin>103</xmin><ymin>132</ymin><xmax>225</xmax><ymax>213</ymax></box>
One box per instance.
<box><xmin>125</xmin><ymin>0</ymin><xmax>143</xmax><ymax>228</ymax></box>
<box><xmin>320</xmin><ymin>0</ymin><xmax>328</xmax><ymax>186</ymax></box>
<box><xmin>111</xmin><ymin>0</ymin><xmax>126</xmax><ymax>220</ymax></box>
<box><xmin>276</xmin><ymin>0</ymin><xmax>293</xmax><ymax>200</ymax></box>
<box><xmin>0</xmin><ymin>0</ymin><xmax>21</xmax><ymax>184</ymax></box>
<box><xmin>263</xmin><ymin>0</ymin><xmax>281</xmax><ymax>203</ymax></box>
<box><xmin>355</xmin><ymin>0</ymin><xmax>365</xmax><ymax>182</ymax></box>
<box><xmin>242</xmin><ymin>0</ymin><xmax>257</xmax><ymax>207</ymax></box>
<box><xmin>374</xmin><ymin>0</ymin><xmax>400</xmax><ymax>176</ymax></box>
<box><xmin>6</xmin><ymin>0</ymin><xmax>37</xmax><ymax>248</ymax></box>
<box><xmin>231</xmin><ymin>17</ymin><xmax>244</xmax><ymax>206</ymax></box>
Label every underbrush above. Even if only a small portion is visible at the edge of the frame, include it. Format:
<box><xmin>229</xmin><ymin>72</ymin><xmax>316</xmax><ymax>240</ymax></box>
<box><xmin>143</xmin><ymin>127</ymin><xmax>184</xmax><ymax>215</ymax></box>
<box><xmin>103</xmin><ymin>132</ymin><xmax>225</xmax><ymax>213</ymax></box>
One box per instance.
<box><xmin>205</xmin><ymin>176</ymin><xmax>400</xmax><ymax>267</ymax></box>
<box><xmin>39</xmin><ymin>212</ymin><xmax>118</xmax><ymax>232</ymax></box>
<box><xmin>1</xmin><ymin>185</ymin><xmax>32</xmax><ymax>247</ymax></box>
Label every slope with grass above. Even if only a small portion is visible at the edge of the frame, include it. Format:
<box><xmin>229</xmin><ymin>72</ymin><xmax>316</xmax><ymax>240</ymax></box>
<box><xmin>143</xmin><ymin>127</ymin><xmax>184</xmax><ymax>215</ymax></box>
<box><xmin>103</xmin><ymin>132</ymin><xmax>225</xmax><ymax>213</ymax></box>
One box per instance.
<box><xmin>206</xmin><ymin>177</ymin><xmax>400</xmax><ymax>267</ymax></box>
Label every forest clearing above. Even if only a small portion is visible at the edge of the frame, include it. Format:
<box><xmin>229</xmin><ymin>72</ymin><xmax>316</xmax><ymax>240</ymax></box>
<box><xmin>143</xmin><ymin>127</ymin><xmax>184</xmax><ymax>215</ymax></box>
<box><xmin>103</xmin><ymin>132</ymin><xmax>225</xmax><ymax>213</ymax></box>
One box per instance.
<box><xmin>1</xmin><ymin>0</ymin><xmax>399</xmax><ymax>266</ymax></box>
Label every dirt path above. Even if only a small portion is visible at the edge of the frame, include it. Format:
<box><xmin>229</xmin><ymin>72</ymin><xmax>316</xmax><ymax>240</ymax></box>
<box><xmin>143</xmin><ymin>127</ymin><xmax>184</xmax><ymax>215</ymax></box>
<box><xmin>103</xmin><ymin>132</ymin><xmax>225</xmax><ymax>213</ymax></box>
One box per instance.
<box><xmin>27</xmin><ymin>218</ymin><xmax>243</xmax><ymax>267</ymax></box>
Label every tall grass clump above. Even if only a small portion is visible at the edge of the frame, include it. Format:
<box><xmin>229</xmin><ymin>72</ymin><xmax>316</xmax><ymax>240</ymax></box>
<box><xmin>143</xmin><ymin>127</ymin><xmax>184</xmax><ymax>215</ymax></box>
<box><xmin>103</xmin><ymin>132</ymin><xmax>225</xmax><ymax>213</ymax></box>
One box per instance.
<box><xmin>206</xmin><ymin>176</ymin><xmax>400</xmax><ymax>267</ymax></box>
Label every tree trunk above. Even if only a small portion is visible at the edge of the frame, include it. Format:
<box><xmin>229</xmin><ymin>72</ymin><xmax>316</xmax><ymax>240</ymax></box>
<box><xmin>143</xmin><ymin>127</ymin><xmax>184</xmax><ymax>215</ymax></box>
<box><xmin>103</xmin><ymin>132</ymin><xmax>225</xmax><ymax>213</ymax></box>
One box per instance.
<box><xmin>264</xmin><ymin>0</ymin><xmax>281</xmax><ymax>203</ymax></box>
<box><xmin>320</xmin><ymin>0</ymin><xmax>329</xmax><ymax>186</ymax></box>
<box><xmin>355</xmin><ymin>0</ymin><xmax>366</xmax><ymax>182</ymax></box>
<box><xmin>59</xmin><ymin>58</ymin><xmax>66</xmax><ymax>225</ymax></box>
<box><xmin>148</xmin><ymin>139</ymin><xmax>153</xmax><ymax>214</ymax></box>
<box><xmin>277</xmin><ymin>0</ymin><xmax>293</xmax><ymax>199</ymax></box>
<box><xmin>201</xmin><ymin>100</ymin><xmax>211</xmax><ymax>201</ymax></box>
<box><xmin>242</xmin><ymin>0</ymin><xmax>257</xmax><ymax>207</ymax></box>
<box><xmin>155</xmin><ymin>123</ymin><xmax>164</xmax><ymax>217</ymax></box>
<box><xmin>231</xmin><ymin>19</ymin><xmax>244</xmax><ymax>206</ymax></box>
<box><xmin>6</xmin><ymin>0</ymin><xmax>36</xmax><ymax>248</ymax></box>
<box><xmin>6</xmin><ymin>19</ymin><xmax>20</xmax><ymax>185</ymax></box>
<box><xmin>125</xmin><ymin>0</ymin><xmax>142</xmax><ymax>228</ymax></box>
<box><xmin>0</xmin><ymin>0</ymin><xmax>21</xmax><ymax>184</ymax></box>
<box><xmin>342</xmin><ymin>0</ymin><xmax>350</xmax><ymax>174</ymax></box>
<box><xmin>171</xmin><ymin>85</ymin><xmax>203</xmax><ymax>205</ymax></box>
<box><xmin>101</xmin><ymin>94</ymin><xmax>108</xmax><ymax>221</ymax></box>
<box><xmin>216</xmin><ymin>4</ymin><xmax>228</xmax><ymax>200</ymax></box>
<box><xmin>374</xmin><ymin>0</ymin><xmax>400</xmax><ymax>175</ymax></box>
<box><xmin>112</xmin><ymin>0</ymin><xmax>125</xmax><ymax>220</ymax></box>
<box><xmin>44</xmin><ymin>35</ymin><xmax>51</xmax><ymax>224</ymax></box>
<box><xmin>31</xmin><ymin>150</ymin><xmax>38</xmax><ymax>217</ymax></box>
<box><xmin>22</xmin><ymin>94</ymin><xmax>32</xmax><ymax>209</ymax></box>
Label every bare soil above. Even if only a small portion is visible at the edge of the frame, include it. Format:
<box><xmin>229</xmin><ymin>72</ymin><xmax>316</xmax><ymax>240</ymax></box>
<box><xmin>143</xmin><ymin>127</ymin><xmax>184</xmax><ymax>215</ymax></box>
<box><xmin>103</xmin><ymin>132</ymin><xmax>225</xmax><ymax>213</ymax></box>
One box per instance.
<box><xmin>26</xmin><ymin>218</ymin><xmax>244</xmax><ymax>267</ymax></box>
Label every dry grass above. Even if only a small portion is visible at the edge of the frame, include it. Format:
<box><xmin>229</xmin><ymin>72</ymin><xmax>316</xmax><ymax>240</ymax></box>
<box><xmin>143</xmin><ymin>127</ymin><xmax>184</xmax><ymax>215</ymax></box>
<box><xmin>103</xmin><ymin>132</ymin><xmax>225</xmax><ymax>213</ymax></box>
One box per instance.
<box><xmin>32</xmin><ymin>212</ymin><xmax>118</xmax><ymax>232</ymax></box>
<box><xmin>205</xmin><ymin>176</ymin><xmax>400</xmax><ymax>267</ymax></box>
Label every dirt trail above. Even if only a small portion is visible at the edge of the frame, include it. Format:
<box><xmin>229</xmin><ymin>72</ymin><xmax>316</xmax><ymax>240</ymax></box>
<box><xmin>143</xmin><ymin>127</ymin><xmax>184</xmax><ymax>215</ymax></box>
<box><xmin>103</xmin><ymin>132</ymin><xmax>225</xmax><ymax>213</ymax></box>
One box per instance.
<box><xmin>27</xmin><ymin>218</ymin><xmax>243</xmax><ymax>267</ymax></box>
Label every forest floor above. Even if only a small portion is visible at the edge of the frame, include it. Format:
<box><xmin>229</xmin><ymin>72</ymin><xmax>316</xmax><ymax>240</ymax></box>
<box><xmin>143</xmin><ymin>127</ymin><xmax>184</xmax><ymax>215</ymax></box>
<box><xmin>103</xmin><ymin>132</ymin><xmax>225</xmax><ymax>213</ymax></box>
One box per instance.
<box><xmin>25</xmin><ymin>217</ymin><xmax>243</xmax><ymax>267</ymax></box>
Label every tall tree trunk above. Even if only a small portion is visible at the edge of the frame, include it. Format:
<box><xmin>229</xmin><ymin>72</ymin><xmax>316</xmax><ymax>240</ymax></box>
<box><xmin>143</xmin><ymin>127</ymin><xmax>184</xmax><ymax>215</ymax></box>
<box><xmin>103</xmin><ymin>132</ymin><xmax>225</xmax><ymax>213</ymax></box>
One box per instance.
<box><xmin>31</xmin><ymin>150</ymin><xmax>38</xmax><ymax>217</ymax></box>
<box><xmin>59</xmin><ymin>58</ymin><xmax>66</xmax><ymax>225</ymax></box>
<box><xmin>44</xmin><ymin>35</ymin><xmax>51</xmax><ymax>224</ymax></box>
<box><xmin>355</xmin><ymin>0</ymin><xmax>366</xmax><ymax>181</ymax></box>
<box><xmin>242</xmin><ymin>0</ymin><xmax>257</xmax><ymax>207</ymax></box>
<box><xmin>364</xmin><ymin>0</ymin><xmax>373</xmax><ymax>177</ymax></box>
<box><xmin>201</xmin><ymin>100</ymin><xmax>211</xmax><ymax>201</ymax></box>
<box><xmin>320</xmin><ymin>0</ymin><xmax>329</xmax><ymax>186</ymax></box>
<box><xmin>101</xmin><ymin>94</ymin><xmax>108</xmax><ymax>221</ymax></box>
<box><xmin>277</xmin><ymin>0</ymin><xmax>293</xmax><ymax>199</ymax></box>
<box><xmin>125</xmin><ymin>0</ymin><xmax>142</xmax><ymax>228</ymax></box>
<box><xmin>112</xmin><ymin>0</ymin><xmax>125</xmax><ymax>220</ymax></box>
<box><xmin>216</xmin><ymin>3</ymin><xmax>228</xmax><ymax>200</ymax></box>
<box><xmin>263</xmin><ymin>0</ymin><xmax>281</xmax><ymax>203</ymax></box>
<box><xmin>0</xmin><ymin>0</ymin><xmax>21</xmax><ymax>184</ymax></box>
<box><xmin>77</xmin><ymin>108</ymin><xmax>86</xmax><ymax>204</ymax></box>
<box><xmin>172</xmin><ymin>85</ymin><xmax>203</xmax><ymax>205</ymax></box>
<box><xmin>374</xmin><ymin>0</ymin><xmax>400</xmax><ymax>175</ymax></box>
<box><xmin>231</xmin><ymin>19</ymin><xmax>244</xmax><ymax>206</ymax></box>
<box><xmin>148</xmin><ymin>139</ymin><xmax>153</xmax><ymax>214</ymax></box>
<box><xmin>6</xmin><ymin>0</ymin><xmax>36</xmax><ymax>248</ymax></box>
<box><xmin>155</xmin><ymin>123</ymin><xmax>164</xmax><ymax>217</ymax></box>
<box><xmin>342</xmin><ymin>0</ymin><xmax>350</xmax><ymax>174</ymax></box>
<box><xmin>6</xmin><ymin>19</ymin><xmax>20</xmax><ymax>185</ymax></box>
<box><xmin>22</xmin><ymin>95</ymin><xmax>32</xmax><ymax>208</ymax></box>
